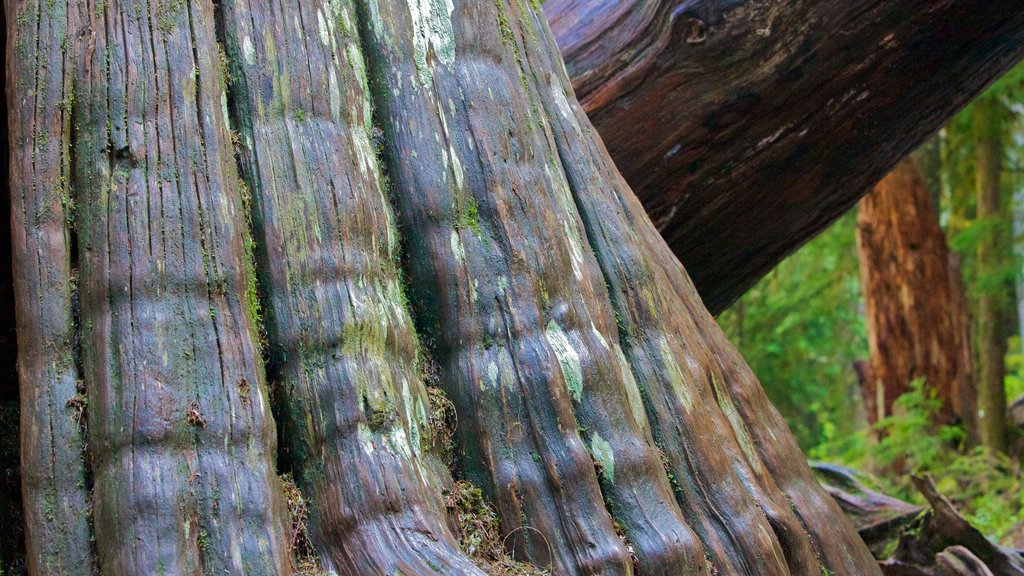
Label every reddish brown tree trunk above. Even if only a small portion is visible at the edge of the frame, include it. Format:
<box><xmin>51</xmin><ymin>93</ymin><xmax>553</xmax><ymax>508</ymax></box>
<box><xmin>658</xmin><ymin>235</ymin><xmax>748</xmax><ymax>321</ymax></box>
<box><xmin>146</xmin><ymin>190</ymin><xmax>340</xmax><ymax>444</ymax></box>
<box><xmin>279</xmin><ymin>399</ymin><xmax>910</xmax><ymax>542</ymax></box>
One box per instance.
<box><xmin>855</xmin><ymin>158</ymin><xmax>977</xmax><ymax>440</ymax></box>
<box><xmin>546</xmin><ymin>0</ymin><xmax>1024</xmax><ymax>313</ymax></box>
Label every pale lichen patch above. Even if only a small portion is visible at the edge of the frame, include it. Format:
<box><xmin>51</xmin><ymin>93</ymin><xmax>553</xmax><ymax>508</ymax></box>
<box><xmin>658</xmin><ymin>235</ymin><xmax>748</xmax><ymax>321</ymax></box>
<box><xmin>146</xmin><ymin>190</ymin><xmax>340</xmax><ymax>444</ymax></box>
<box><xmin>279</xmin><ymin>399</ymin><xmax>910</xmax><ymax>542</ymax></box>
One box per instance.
<box><xmin>660</xmin><ymin>336</ymin><xmax>695</xmax><ymax>412</ymax></box>
<box><xmin>485</xmin><ymin>361</ymin><xmax>499</xmax><ymax>391</ymax></box>
<box><xmin>615</xmin><ymin>346</ymin><xmax>648</xmax><ymax>431</ymax></box>
<box><xmin>711</xmin><ymin>372</ymin><xmax>765</xmax><ymax>476</ymax></box>
<box><xmin>561</xmin><ymin>220</ymin><xmax>584</xmax><ymax>281</ymax></box>
<box><xmin>407</xmin><ymin>0</ymin><xmax>456</xmax><ymax>85</ymax></box>
<box><xmin>450</xmin><ymin>229</ymin><xmax>466</xmax><ymax>265</ymax></box>
<box><xmin>549</xmin><ymin>72</ymin><xmax>581</xmax><ymax>134</ymax></box>
<box><xmin>590</xmin><ymin>321</ymin><xmax>609</xmax><ymax>350</ymax></box>
<box><xmin>242</xmin><ymin>35</ymin><xmax>255</xmax><ymax>65</ymax></box>
<box><xmin>545</xmin><ymin>321</ymin><xmax>583</xmax><ymax>402</ymax></box>
<box><xmin>590</xmin><ymin>433</ymin><xmax>615</xmax><ymax>483</ymax></box>
<box><xmin>315</xmin><ymin>11</ymin><xmax>328</xmax><ymax>45</ymax></box>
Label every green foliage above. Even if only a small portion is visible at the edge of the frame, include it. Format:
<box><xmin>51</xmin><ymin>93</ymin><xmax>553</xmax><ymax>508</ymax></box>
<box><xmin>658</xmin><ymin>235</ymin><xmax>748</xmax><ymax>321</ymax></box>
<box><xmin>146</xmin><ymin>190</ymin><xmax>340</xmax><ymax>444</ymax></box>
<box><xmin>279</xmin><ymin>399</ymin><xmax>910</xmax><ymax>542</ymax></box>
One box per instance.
<box><xmin>823</xmin><ymin>379</ymin><xmax>1024</xmax><ymax>546</ymax></box>
<box><xmin>719</xmin><ymin>212</ymin><xmax>867</xmax><ymax>450</ymax></box>
<box><xmin>811</xmin><ymin>377</ymin><xmax>1019</xmax><ymax>541</ymax></box>
<box><xmin>1004</xmin><ymin>335</ymin><xmax>1024</xmax><ymax>401</ymax></box>
<box><xmin>872</xmin><ymin>379</ymin><xmax>965</xmax><ymax>473</ymax></box>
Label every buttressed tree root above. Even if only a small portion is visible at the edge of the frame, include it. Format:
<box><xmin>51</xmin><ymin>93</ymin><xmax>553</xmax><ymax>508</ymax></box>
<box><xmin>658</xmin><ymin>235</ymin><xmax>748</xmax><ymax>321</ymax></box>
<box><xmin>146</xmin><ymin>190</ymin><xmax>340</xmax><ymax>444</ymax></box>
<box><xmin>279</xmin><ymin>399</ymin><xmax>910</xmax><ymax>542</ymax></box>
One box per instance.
<box><xmin>8</xmin><ymin>0</ymin><xmax>880</xmax><ymax>574</ymax></box>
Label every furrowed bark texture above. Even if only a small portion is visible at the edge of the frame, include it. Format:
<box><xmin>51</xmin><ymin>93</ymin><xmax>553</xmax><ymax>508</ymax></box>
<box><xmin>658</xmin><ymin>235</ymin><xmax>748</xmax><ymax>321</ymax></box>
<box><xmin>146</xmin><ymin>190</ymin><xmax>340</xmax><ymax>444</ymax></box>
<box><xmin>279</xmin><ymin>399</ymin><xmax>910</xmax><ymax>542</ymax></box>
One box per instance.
<box><xmin>360</xmin><ymin>2</ymin><xmax>675</xmax><ymax>572</ymax></box>
<box><xmin>855</xmin><ymin>158</ymin><xmax>977</xmax><ymax>439</ymax></box>
<box><xmin>8</xmin><ymin>0</ymin><xmax>884</xmax><ymax>574</ymax></box>
<box><xmin>216</xmin><ymin>1</ymin><xmax>483</xmax><ymax>573</ymax></box>
<box><xmin>54</xmin><ymin>0</ymin><xmax>291</xmax><ymax>572</ymax></box>
<box><xmin>359</xmin><ymin>1</ymin><xmax>878</xmax><ymax>574</ymax></box>
<box><xmin>545</xmin><ymin>0</ymin><xmax>1024</xmax><ymax>313</ymax></box>
<box><xmin>7</xmin><ymin>2</ymin><xmax>93</xmax><ymax>573</ymax></box>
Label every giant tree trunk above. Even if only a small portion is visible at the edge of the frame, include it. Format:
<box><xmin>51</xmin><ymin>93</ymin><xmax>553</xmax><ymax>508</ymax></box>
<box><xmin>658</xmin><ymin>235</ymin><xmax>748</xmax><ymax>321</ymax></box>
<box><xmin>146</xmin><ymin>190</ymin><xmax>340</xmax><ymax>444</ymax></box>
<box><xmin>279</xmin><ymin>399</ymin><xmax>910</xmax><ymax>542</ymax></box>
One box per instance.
<box><xmin>973</xmin><ymin>96</ymin><xmax>1011</xmax><ymax>454</ymax></box>
<box><xmin>855</xmin><ymin>158</ymin><xmax>977</xmax><ymax>440</ymax></box>
<box><xmin>7</xmin><ymin>1</ymin><xmax>880</xmax><ymax>575</ymax></box>
<box><xmin>545</xmin><ymin>0</ymin><xmax>1024</xmax><ymax>313</ymax></box>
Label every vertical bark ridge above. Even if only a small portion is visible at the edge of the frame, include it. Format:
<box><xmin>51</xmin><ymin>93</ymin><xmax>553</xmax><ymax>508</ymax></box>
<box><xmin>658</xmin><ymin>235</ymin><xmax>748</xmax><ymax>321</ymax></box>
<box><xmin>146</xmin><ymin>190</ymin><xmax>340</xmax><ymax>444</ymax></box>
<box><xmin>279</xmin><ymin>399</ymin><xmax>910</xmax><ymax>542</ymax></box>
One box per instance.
<box><xmin>514</xmin><ymin>3</ymin><xmax>881</xmax><ymax>575</ymax></box>
<box><xmin>630</xmin><ymin>83</ymin><xmax>883</xmax><ymax>576</ymax></box>
<box><xmin>7</xmin><ymin>1</ymin><xmax>95</xmax><ymax>573</ymax></box>
<box><xmin>513</xmin><ymin>5</ymin><xmax>806</xmax><ymax>576</ymax></box>
<box><xmin>70</xmin><ymin>0</ymin><xmax>290</xmax><ymax>573</ymax></box>
<box><xmin>215</xmin><ymin>0</ymin><xmax>485</xmax><ymax>573</ymax></box>
<box><xmin>358</xmin><ymin>1</ymin><xmax>710</xmax><ymax>574</ymax></box>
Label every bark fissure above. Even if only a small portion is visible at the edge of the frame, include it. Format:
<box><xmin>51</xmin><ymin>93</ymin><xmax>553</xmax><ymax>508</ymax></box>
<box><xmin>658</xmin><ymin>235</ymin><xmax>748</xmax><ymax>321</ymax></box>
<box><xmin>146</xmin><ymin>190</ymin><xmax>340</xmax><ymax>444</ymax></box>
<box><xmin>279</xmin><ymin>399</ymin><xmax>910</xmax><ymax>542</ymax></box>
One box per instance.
<box><xmin>8</xmin><ymin>1</ymin><xmax>95</xmax><ymax>572</ymax></box>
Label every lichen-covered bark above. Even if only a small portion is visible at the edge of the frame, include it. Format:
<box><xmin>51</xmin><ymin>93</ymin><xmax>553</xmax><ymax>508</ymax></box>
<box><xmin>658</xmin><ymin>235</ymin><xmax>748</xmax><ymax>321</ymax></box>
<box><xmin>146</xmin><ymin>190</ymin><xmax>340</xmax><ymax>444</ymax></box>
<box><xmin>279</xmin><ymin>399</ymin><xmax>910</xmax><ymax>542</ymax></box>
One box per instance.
<box><xmin>546</xmin><ymin>0</ymin><xmax>1024</xmax><ymax>313</ymax></box>
<box><xmin>358</xmin><ymin>1</ymin><xmax>680</xmax><ymax>572</ymax></box>
<box><xmin>69</xmin><ymin>0</ymin><xmax>291</xmax><ymax>573</ymax></box>
<box><xmin>524</xmin><ymin>7</ymin><xmax>878</xmax><ymax>575</ymax></box>
<box><xmin>216</xmin><ymin>1</ymin><xmax>483</xmax><ymax>573</ymax></box>
<box><xmin>8</xmin><ymin>0</ymin><xmax>887</xmax><ymax>574</ymax></box>
<box><xmin>856</xmin><ymin>158</ymin><xmax>977</xmax><ymax>439</ymax></box>
<box><xmin>359</xmin><ymin>0</ymin><xmax>879</xmax><ymax>574</ymax></box>
<box><xmin>7</xmin><ymin>2</ymin><xmax>93</xmax><ymax>573</ymax></box>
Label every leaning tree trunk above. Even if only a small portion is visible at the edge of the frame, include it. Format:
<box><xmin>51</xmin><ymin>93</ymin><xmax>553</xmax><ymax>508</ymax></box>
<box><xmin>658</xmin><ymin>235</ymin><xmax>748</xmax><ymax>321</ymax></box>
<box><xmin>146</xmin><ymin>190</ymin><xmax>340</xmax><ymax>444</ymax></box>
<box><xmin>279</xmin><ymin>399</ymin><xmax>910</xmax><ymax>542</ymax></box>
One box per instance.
<box><xmin>855</xmin><ymin>158</ymin><xmax>977</xmax><ymax>441</ymax></box>
<box><xmin>545</xmin><ymin>0</ymin><xmax>1024</xmax><ymax>313</ymax></box>
<box><xmin>8</xmin><ymin>1</ymin><xmax>880</xmax><ymax>575</ymax></box>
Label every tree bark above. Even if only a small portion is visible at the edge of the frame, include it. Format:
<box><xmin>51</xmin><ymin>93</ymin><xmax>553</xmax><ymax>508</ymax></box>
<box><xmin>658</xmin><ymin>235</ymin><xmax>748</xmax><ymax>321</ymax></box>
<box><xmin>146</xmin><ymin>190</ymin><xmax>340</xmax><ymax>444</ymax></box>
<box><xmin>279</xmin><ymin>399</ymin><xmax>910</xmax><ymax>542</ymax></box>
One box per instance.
<box><xmin>361</xmin><ymin>2</ymin><xmax>877</xmax><ymax>574</ymax></box>
<box><xmin>973</xmin><ymin>96</ymin><xmax>1011</xmax><ymax>454</ymax></box>
<box><xmin>545</xmin><ymin>0</ymin><xmax>1024</xmax><ymax>313</ymax></box>
<box><xmin>7</xmin><ymin>1</ymin><xmax>881</xmax><ymax>575</ymax></box>
<box><xmin>7</xmin><ymin>2</ymin><xmax>92</xmax><ymax>573</ymax></box>
<box><xmin>855</xmin><ymin>158</ymin><xmax>977</xmax><ymax>440</ymax></box>
<box><xmin>217</xmin><ymin>2</ymin><xmax>482</xmax><ymax>573</ymax></box>
<box><xmin>71</xmin><ymin>1</ymin><xmax>294</xmax><ymax>572</ymax></box>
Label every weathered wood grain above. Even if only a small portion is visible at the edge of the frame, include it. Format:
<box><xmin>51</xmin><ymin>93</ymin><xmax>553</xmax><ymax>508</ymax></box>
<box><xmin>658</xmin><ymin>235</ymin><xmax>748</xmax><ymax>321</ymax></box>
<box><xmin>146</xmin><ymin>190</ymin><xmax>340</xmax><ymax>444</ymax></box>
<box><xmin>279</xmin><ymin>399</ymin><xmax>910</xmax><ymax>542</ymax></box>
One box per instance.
<box><xmin>360</xmin><ymin>0</ymin><xmax>879</xmax><ymax>574</ymax></box>
<box><xmin>525</xmin><ymin>4</ymin><xmax>880</xmax><ymax>574</ymax></box>
<box><xmin>856</xmin><ymin>159</ymin><xmax>977</xmax><ymax>439</ymax></box>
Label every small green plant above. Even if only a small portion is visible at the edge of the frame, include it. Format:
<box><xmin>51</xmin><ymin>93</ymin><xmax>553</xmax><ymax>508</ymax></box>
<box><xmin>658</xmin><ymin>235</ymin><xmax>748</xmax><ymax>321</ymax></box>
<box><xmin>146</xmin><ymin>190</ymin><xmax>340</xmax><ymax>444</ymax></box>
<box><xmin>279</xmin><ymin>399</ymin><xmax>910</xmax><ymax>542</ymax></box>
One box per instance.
<box><xmin>873</xmin><ymin>379</ymin><xmax>965</xmax><ymax>473</ymax></box>
<box><xmin>825</xmin><ymin>379</ymin><xmax>1024</xmax><ymax>546</ymax></box>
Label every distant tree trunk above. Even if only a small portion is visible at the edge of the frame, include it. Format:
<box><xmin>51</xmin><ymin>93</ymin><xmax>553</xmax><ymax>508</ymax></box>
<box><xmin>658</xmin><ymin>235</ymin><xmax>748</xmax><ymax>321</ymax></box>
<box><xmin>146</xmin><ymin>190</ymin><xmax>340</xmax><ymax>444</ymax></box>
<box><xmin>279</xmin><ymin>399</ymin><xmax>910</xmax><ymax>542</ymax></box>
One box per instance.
<box><xmin>1012</xmin><ymin>125</ymin><xmax>1024</xmax><ymax>359</ymax></box>
<box><xmin>973</xmin><ymin>96</ymin><xmax>1011</xmax><ymax>453</ymax></box>
<box><xmin>855</xmin><ymin>158</ymin><xmax>977</xmax><ymax>441</ymax></box>
<box><xmin>545</xmin><ymin>0</ymin><xmax>1024</xmax><ymax>312</ymax></box>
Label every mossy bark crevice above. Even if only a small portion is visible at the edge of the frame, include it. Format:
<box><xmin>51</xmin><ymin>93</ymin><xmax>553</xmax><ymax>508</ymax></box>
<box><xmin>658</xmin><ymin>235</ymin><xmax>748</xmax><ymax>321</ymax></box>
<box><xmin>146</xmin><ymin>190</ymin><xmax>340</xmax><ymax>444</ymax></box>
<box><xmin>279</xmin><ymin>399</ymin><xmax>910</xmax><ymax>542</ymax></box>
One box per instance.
<box><xmin>215</xmin><ymin>0</ymin><xmax>484</xmax><ymax>573</ymax></box>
